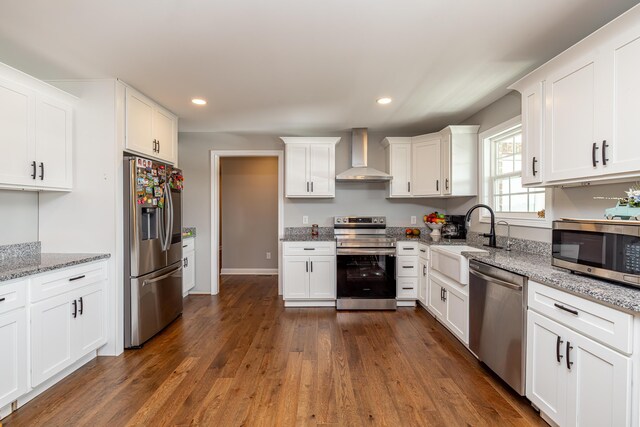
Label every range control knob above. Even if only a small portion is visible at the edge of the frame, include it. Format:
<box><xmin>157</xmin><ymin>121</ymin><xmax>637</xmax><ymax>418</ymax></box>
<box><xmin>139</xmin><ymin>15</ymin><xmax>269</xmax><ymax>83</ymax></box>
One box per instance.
<box><xmin>373</xmin><ymin>218</ymin><xmax>378</xmax><ymax>223</ymax></box>
<box><xmin>336</xmin><ymin>218</ymin><xmax>342</xmax><ymax>223</ymax></box>
<box><xmin>379</xmin><ymin>217</ymin><xmax>385</xmax><ymax>223</ymax></box>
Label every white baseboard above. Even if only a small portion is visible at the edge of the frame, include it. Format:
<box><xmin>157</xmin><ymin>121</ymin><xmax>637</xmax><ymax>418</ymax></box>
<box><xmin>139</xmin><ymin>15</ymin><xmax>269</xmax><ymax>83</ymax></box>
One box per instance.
<box><xmin>284</xmin><ymin>300</ymin><xmax>336</xmax><ymax>307</ymax></box>
<box><xmin>397</xmin><ymin>300</ymin><xmax>417</xmax><ymax>307</ymax></box>
<box><xmin>187</xmin><ymin>291</ymin><xmax>212</xmax><ymax>295</ymax></box>
<box><xmin>220</xmin><ymin>268</ymin><xmax>278</xmax><ymax>275</ymax></box>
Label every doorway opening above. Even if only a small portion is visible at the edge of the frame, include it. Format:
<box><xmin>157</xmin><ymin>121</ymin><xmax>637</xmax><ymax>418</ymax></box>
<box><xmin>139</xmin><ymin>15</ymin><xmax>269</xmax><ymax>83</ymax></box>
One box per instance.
<box><xmin>210</xmin><ymin>151</ymin><xmax>284</xmax><ymax>295</ymax></box>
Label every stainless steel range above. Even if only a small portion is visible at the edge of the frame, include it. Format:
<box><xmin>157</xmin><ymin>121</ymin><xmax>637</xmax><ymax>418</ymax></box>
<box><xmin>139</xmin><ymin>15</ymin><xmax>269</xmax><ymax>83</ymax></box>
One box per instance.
<box><xmin>334</xmin><ymin>216</ymin><xmax>397</xmax><ymax>310</ymax></box>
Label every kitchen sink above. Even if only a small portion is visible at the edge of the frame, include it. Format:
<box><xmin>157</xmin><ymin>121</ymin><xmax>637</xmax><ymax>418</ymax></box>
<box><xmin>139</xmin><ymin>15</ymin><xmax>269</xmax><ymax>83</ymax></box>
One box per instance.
<box><xmin>430</xmin><ymin>245</ymin><xmax>488</xmax><ymax>284</ymax></box>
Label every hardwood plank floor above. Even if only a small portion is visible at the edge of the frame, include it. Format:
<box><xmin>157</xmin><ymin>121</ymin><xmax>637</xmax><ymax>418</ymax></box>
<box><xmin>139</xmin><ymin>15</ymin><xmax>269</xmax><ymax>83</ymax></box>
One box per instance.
<box><xmin>3</xmin><ymin>275</ymin><xmax>546</xmax><ymax>426</ymax></box>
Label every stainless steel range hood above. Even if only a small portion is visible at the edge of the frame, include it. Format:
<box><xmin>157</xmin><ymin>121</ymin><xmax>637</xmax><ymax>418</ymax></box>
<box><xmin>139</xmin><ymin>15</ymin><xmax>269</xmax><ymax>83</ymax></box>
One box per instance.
<box><xmin>336</xmin><ymin>128</ymin><xmax>392</xmax><ymax>182</ymax></box>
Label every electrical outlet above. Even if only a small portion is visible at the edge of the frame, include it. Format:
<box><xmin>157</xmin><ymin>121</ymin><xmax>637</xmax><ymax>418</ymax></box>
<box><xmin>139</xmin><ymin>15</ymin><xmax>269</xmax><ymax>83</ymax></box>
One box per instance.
<box><xmin>266</xmin><ymin>252</ymin><xmax>271</xmax><ymax>260</ymax></box>
<box><xmin>303</xmin><ymin>216</ymin><xmax>309</xmax><ymax>224</ymax></box>
<box><xmin>411</xmin><ymin>216</ymin><xmax>417</xmax><ymax>225</ymax></box>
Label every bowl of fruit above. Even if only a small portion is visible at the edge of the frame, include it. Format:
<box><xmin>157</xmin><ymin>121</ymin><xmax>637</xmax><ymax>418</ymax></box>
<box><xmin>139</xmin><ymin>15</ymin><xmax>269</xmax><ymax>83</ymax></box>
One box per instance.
<box><xmin>405</xmin><ymin>228</ymin><xmax>421</xmax><ymax>238</ymax></box>
<box><xmin>424</xmin><ymin>212</ymin><xmax>446</xmax><ymax>236</ymax></box>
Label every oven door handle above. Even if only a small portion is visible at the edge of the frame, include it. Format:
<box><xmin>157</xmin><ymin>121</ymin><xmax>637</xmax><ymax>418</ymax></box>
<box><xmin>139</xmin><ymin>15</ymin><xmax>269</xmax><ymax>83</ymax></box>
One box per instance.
<box><xmin>337</xmin><ymin>248</ymin><xmax>396</xmax><ymax>256</ymax></box>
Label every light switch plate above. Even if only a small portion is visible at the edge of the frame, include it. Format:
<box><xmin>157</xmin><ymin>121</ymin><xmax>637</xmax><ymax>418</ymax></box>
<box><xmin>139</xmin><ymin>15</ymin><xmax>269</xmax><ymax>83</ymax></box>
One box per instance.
<box><xmin>411</xmin><ymin>216</ymin><xmax>417</xmax><ymax>225</ymax></box>
<box><xmin>302</xmin><ymin>216</ymin><xmax>309</xmax><ymax>224</ymax></box>
<box><xmin>266</xmin><ymin>252</ymin><xmax>271</xmax><ymax>260</ymax></box>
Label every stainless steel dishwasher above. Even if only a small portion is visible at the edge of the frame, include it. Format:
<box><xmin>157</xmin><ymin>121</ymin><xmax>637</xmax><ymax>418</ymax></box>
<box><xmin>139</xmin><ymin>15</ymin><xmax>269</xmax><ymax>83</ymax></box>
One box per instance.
<box><xmin>469</xmin><ymin>259</ymin><xmax>527</xmax><ymax>395</ymax></box>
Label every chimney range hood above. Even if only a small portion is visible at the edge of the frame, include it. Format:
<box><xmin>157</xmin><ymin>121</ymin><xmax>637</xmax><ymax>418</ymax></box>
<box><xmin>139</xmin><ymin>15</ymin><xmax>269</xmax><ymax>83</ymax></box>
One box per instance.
<box><xmin>336</xmin><ymin>128</ymin><xmax>392</xmax><ymax>182</ymax></box>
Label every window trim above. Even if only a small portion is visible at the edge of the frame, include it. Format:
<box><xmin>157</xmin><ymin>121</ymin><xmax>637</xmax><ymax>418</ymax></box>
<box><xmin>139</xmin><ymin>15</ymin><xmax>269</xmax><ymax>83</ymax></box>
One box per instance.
<box><xmin>478</xmin><ymin>115</ymin><xmax>552</xmax><ymax>229</ymax></box>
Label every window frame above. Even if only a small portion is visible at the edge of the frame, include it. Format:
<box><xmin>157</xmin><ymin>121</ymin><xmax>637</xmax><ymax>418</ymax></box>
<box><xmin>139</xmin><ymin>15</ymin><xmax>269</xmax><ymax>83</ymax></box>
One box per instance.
<box><xmin>478</xmin><ymin>116</ymin><xmax>552</xmax><ymax>229</ymax></box>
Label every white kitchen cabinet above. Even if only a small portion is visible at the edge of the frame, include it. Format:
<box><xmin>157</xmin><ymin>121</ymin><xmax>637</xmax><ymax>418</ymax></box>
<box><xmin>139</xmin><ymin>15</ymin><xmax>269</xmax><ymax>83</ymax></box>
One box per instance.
<box><xmin>30</xmin><ymin>262</ymin><xmax>108</xmax><ymax>387</ymax></box>
<box><xmin>527</xmin><ymin>310</ymin><xmax>631</xmax><ymax>427</ymax></box>
<box><xmin>412</xmin><ymin>136</ymin><xmax>440</xmax><ymax>196</ymax></box>
<box><xmin>0</xmin><ymin>307</ymin><xmax>27</xmax><ymax>409</ymax></box>
<box><xmin>182</xmin><ymin>237</ymin><xmax>196</xmax><ymax>297</ymax></box>
<box><xmin>0</xmin><ymin>63</ymin><xmax>74</xmax><ymax>191</ymax></box>
<box><xmin>427</xmin><ymin>276</ymin><xmax>446</xmax><ymax>319</ymax></box>
<box><xmin>282</xmin><ymin>242</ymin><xmax>336</xmax><ymax>305</ymax></box>
<box><xmin>510</xmin><ymin>6</ymin><xmax>640</xmax><ymax>186</ymax></box>
<box><xmin>438</xmin><ymin>126</ymin><xmax>479</xmax><ymax>197</ymax></box>
<box><xmin>521</xmin><ymin>82</ymin><xmax>544</xmax><ymax>186</ymax></box>
<box><xmin>385</xmin><ymin>138</ymin><xmax>413</xmax><ymax>197</ymax></box>
<box><xmin>281</xmin><ymin>137</ymin><xmax>339</xmax><ymax>198</ymax></box>
<box><xmin>428</xmin><ymin>269</ymin><xmax>469</xmax><ymax>346</ymax></box>
<box><xmin>417</xmin><ymin>247</ymin><xmax>429</xmax><ymax>308</ymax></box>
<box><xmin>125</xmin><ymin>86</ymin><xmax>178</xmax><ymax>165</ymax></box>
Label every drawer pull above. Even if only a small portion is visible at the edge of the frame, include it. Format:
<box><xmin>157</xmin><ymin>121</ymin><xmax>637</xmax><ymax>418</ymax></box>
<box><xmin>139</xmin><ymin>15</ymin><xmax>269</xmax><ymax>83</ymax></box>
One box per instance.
<box><xmin>554</xmin><ymin>303</ymin><xmax>578</xmax><ymax>316</ymax></box>
<box><xmin>363</xmin><ymin>288</ymin><xmax>371</xmax><ymax>291</ymax></box>
<box><xmin>303</xmin><ymin>248</ymin><xmax>315</xmax><ymax>251</ymax></box>
<box><xmin>183</xmin><ymin>245</ymin><xmax>188</xmax><ymax>248</ymax></box>
<box><xmin>402</xmin><ymin>266</ymin><xmax>414</xmax><ymax>269</ymax></box>
<box><xmin>69</xmin><ymin>275</ymin><xmax>86</xmax><ymax>282</ymax></box>
<box><xmin>403</xmin><ymin>247</ymin><xmax>415</xmax><ymax>250</ymax></box>
<box><xmin>0</xmin><ymin>297</ymin><xmax>5</xmax><ymax>302</ymax></box>
<box><xmin>402</xmin><ymin>287</ymin><xmax>414</xmax><ymax>290</ymax></box>
<box><xmin>419</xmin><ymin>249</ymin><xmax>426</xmax><ymax>253</ymax></box>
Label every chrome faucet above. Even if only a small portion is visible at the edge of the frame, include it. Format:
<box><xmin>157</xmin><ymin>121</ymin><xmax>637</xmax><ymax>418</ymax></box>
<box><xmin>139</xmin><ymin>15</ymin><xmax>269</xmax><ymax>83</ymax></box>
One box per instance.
<box><xmin>497</xmin><ymin>220</ymin><xmax>512</xmax><ymax>251</ymax></box>
<box><xmin>464</xmin><ymin>204</ymin><xmax>501</xmax><ymax>248</ymax></box>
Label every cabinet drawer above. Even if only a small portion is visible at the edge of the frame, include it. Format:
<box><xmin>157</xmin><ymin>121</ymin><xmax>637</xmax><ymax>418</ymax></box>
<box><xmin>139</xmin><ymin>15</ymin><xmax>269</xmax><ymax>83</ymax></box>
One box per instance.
<box><xmin>182</xmin><ymin>237</ymin><xmax>195</xmax><ymax>252</ymax></box>
<box><xmin>528</xmin><ymin>280</ymin><xmax>633</xmax><ymax>354</ymax></box>
<box><xmin>0</xmin><ymin>279</ymin><xmax>28</xmax><ymax>315</ymax></box>
<box><xmin>418</xmin><ymin>244</ymin><xmax>429</xmax><ymax>260</ymax></box>
<box><xmin>396</xmin><ymin>241</ymin><xmax>419</xmax><ymax>255</ymax></box>
<box><xmin>397</xmin><ymin>278</ymin><xmax>418</xmax><ymax>299</ymax></box>
<box><xmin>397</xmin><ymin>257</ymin><xmax>418</xmax><ymax>277</ymax></box>
<box><xmin>30</xmin><ymin>261</ymin><xmax>108</xmax><ymax>303</ymax></box>
<box><xmin>283</xmin><ymin>241</ymin><xmax>336</xmax><ymax>256</ymax></box>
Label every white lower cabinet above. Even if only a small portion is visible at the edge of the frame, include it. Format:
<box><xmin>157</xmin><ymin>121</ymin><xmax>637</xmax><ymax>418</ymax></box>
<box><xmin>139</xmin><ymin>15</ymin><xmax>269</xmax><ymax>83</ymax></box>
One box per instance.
<box><xmin>0</xmin><ymin>307</ymin><xmax>27</xmax><ymax>409</ymax></box>
<box><xmin>417</xmin><ymin>254</ymin><xmax>429</xmax><ymax>307</ymax></box>
<box><xmin>428</xmin><ymin>271</ymin><xmax>469</xmax><ymax>345</ymax></box>
<box><xmin>182</xmin><ymin>237</ymin><xmax>196</xmax><ymax>297</ymax></box>
<box><xmin>527</xmin><ymin>280</ymin><xmax>634</xmax><ymax>427</ymax></box>
<box><xmin>283</xmin><ymin>242</ymin><xmax>336</xmax><ymax>305</ymax></box>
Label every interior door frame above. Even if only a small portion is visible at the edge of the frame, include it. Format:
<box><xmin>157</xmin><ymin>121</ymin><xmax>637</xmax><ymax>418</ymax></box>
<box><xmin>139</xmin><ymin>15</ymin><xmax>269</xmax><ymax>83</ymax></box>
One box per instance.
<box><xmin>210</xmin><ymin>150</ymin><xmax>284</xmax><ymax>295</ymax></box>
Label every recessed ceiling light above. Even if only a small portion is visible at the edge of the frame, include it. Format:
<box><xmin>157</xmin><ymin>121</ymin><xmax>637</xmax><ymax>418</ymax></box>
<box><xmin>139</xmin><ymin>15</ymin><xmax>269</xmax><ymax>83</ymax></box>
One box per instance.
<box><xmin>376</xmin><ymin>97</ymin><xmax>392</xmax><ymax>105</ymax></box>
<box><xmin>191</xmin><ymin>98</ymin><xmax>207</xmax><ymax>105</ymax></box>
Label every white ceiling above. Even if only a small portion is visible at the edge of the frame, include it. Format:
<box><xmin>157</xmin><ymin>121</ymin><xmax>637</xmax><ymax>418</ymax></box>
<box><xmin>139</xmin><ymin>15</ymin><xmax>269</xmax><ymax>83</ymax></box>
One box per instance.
<box><xmin>0</xmin><ymin>0</ymin><xmax>638</xmax><ymax>134</ymax></box>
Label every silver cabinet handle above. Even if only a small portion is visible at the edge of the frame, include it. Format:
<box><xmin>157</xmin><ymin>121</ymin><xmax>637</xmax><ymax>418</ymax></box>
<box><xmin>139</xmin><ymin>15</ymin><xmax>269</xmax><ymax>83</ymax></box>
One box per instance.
<box><xmin>310</xmin><ymin>261</ymin><xmax>313</xmax><ymax>273</ymax></box>
<box><xmin>554</xmin><ymin>303</ymin><xmax>578</xmax><ymax>316</ymax></box>
<box><xmin>311</xmin><ymin>182</ymin><xmax>314</xmax><ymax>192</ymax></box>
<box><xmin>445</xmin><ymin>178</ymin><xmax>449</xmax><ymax>190</ymax></box>
<box><xmin>306</xmin><ymin>182</ymin><xmax>309</xmax><ymax>192</ymax></box>
<box><xmin>602</xmin><ymin>140</ymin><xmax>609</xmax><ymax>166</ymax></box>
<box><xmin>532</xmin><ymin>157</ymin><xmax>538</xmax><ymax>176</ymax></box>
<box><xmin>31</xmin><ymin>161</ymin><xmax>37</xmax><ymax>179</ymax></box>
<box><xmin>39</xmin><ymin>162</ymin><xmax>44</xmax><ymax>180</ymax></box>
<box><xmin>436</xmin><ymin>179</ymin><xmax>439</xmax><ymax>191</ymax></box>
<box><xmin>306</xmin><ymin>261</ymin><xmax>309</xmax><ymax>273</ymax></box>
<box><xmin>407</xmin><ymin>182</ymin><xmax>410</xmax><ymax>192</ymax></box>
<box><xmin>423</xmin><ymin>266</ymin><xmax>427</xmax><ymax>276</ymax></box>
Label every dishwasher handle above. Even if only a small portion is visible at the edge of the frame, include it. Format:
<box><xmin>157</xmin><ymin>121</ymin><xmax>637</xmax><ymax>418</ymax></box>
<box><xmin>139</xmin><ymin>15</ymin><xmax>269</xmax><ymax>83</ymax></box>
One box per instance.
<box><xmin>470</xmin><ymin>269</ymin><xmax>523</xmax><ymax>291</ymax></box>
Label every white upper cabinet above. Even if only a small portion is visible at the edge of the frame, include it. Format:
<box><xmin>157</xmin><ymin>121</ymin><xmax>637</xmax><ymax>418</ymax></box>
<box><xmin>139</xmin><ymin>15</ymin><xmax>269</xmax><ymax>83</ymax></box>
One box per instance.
<box><xmin>511</xmin><ymin>6</ymin><xmax>640</xmax><ymax>186</ymax></box>
<box><xmin>384</xmin><ymin>126</ymin><xmax>478</xmax><ymax>198</ymax></box>
<box><xmin>281</xmin><ymin>137</ymin><xmax>339</xmax><ymax>198</ymax></box>
<box><xmin>125</xmin><ymin>86</ymin><xmax>178</xmax><ymax>164</ymax></box>
<box><xmin>521</xmin><ymin>82</ymin><xmax>544</xmax><ymax>186</ymax></box>
<box><xmin>0</xmin><ymin>63</ymin><xmax>74</xmax><ymax>191</ymax></box>
<box><xmin>412</xmin><ymin>135</ymin><xmax>440</xmax><ymax>196</ymax></box>
<box><xmin>385</xmin><ymin>138</ymin><xmax>412</xmax><ymax>197</ymax></box>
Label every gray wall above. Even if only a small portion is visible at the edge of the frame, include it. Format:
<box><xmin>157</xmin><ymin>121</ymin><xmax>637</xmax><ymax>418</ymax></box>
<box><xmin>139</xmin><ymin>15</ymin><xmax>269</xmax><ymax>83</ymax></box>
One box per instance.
<box><xmin>221</xmin><ymin>157</ymin><xmax>278</xmax><ymax>270</ymax></box>
<box><xmin>0</xmin><ymin>190</ymin><xmax>38</xmax><ymax>245</ymax></box>
<box><xmin>447</xmin><ymin>91</ymin><xmax>638</xmax><ymax>242</ymax></box>
<box><xmin>178</xmin><ymin>131</ymin><xmax>447</xmax><ymax>293</ymax></box>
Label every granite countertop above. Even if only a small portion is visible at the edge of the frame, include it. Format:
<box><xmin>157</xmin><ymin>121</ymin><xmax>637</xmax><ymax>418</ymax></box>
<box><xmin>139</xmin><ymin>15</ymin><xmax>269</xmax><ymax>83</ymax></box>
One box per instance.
<box><xmin>281</xmin><ymin>234</ymin><xmax>337</xmax><ymax>242</ymax></box>
<box><xmin>0</xmin><ymin>253</ymin><xmax>111</xmax><ymax>283</ymax></box>
<box><xmin>459</xmin><ymin>246</ymin><xmax>640</xmax><ymax>314</ymax></box>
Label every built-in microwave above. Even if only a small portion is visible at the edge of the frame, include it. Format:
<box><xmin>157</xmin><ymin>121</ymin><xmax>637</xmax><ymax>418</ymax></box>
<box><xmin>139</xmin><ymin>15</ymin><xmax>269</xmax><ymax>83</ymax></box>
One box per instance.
<box><xmin>552</xmin><ymin>219</ymin><xmax>640</xmax><ymax>287</ymax></box>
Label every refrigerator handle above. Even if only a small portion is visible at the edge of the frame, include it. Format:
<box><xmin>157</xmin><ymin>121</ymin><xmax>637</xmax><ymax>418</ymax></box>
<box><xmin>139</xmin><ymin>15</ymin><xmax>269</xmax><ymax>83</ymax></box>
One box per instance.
<box><xmin>164</xmin><ymin>181</ymin><xmax>173</xmax><ymax>251</ymax></box>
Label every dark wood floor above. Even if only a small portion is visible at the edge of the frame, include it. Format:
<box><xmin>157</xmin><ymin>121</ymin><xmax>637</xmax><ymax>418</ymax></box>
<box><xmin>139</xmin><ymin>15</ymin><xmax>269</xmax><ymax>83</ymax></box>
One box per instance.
<box><xmin>3</xmin><ymin>275</ymin><xmax>545</xmax><ymax>426</ymax></box>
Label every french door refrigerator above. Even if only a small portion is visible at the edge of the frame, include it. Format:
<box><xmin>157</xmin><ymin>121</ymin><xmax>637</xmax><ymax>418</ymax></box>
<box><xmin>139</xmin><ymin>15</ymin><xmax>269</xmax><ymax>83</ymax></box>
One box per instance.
<box><xmin>124</xmin><ymin>156</ymin><xmax>184</xmax><ymax>348</ymax></box>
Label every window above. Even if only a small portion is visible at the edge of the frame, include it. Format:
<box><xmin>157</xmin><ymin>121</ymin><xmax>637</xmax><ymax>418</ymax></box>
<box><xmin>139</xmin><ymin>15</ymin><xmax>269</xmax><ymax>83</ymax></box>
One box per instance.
<box><xmin>479</xmin><ymin>116</ymin><xmax>550</xmax><ymax>227</ymax></box>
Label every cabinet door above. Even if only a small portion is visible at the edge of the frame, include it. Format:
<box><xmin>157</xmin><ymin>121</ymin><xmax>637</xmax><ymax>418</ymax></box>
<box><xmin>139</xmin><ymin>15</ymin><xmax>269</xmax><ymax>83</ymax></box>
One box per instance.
<box><xmin>418</xmin><ymin>259</ymin><xmax>428</xmax><ymax>306</ymax></box>
<box><xmin>521</xmin><ymin>82</ymin><xmax>544</xmax><ymax>186</ymax></box>
<box><xmin>182</xmin><ymin>250</ymin><xmax>195</xmax><ymax>296</ymax></box>
<box><xmin>427</xmin><ymin>276</ymin><xmax>446</xmax><ymax>319</ymax></box>
<box><xmin>31</xmin><ymin>293</ymin><xmax>75</xmax><ymax>387</ymax></box>
<box><xmin>443</xmin><ymin>285</ymin><xmax>468</xmax><ymax>344</ymax></box>
<box><xmin>0</xmin><ymin>77</ymin><xmax>35</xmax><ymax>187</ymax></box>
<box><xmin>153</xmin><ymin>107</ymin><xmax>177</xmax><ymax>164</ymax></box>
<box><xmin>0</xmin><ymin>309</ymin><xmax>27</xmax><ymax>409</ymax></box>
<box><xmin>412</xmin><ymin>138</ymin><xmax>441</xmax><ymax>196</ymax></box>
<box><xmin>605</xmin><ymin>30</ymin><xmax>640</xmax><ymax>176</ymax></box>
<box><xmin>526</xmin><ymin>311</ymin><xmax>568</xmax><ymax>427</ymax></box>
<box><xmin>283</xmin><ymin>257</ymin><xmax>310</xmax><ymax>299</ymax></box>
<box><xmin>308</xmin><ymin>256</ymin><xmax>335</xmax><ymax>299</ymax></box>
<box><xmin>544</xmin><ymin>55</ymin><xmax>604</xmax><ymax>182</ymax></box>
<box><xmin>76</xmin><ymin>284</ymin><xmax>106</xmax><ymax>358</ymax></box>
<box><xmin>565</xmin><ymin>331</ymin><xmax>631</xmax><ymax>427</ymax></box>
<box><xmin>35</xmin><ymin>95</ymin><xmax>73</xmax><ymax>189</ymax></box>
<box><xmin>440</xmin><ymin>135</ymin><xmax>451</xmax><ymax>195</ymax></box>
<box><xmin>308</xmin><ymin>144</ymin><xmax>334</xmax><ymax>196</ymax></box>
<box><xmin>285</xmin><ymin>144</ymin><xmax>309</xmax><ymax>197</ymax></box>
<box><xmin>125</xmin><ymin>88</ymin><xmax>155</xmax><ymax>157</ymax></box>
<box><xmin>389</xmin><ymin>143</ymin><xmax>412</xmax><ymax>197</ymax></box>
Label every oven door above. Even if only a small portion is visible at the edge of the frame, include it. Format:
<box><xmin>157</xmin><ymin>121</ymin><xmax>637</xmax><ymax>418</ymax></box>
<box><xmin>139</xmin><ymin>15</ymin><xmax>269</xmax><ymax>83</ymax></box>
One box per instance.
<box><xmin>552</xmin><ymin>221</ymin><xmax>640</xmax><ymax>286</ymax></box>
<box><xmin>337</xmin><ymin>249</ymin><xmax>396</xmax><ymax>298</ymax></box>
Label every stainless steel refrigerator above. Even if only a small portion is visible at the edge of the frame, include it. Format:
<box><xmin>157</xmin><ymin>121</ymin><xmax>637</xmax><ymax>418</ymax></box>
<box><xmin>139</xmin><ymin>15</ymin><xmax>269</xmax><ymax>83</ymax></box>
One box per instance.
<box><xmin>124</xmin><ymin>156</ymin><xmax>184</xmax><ymax>348</ymax></box>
